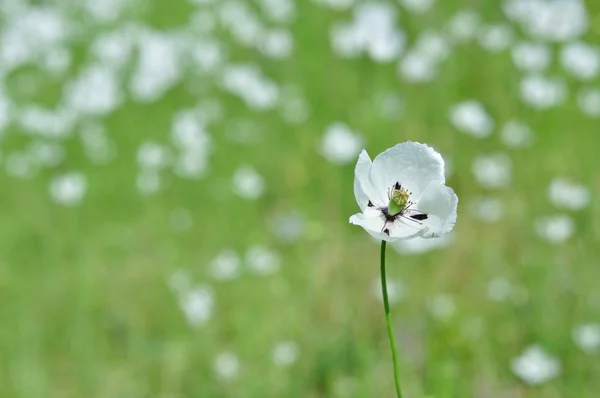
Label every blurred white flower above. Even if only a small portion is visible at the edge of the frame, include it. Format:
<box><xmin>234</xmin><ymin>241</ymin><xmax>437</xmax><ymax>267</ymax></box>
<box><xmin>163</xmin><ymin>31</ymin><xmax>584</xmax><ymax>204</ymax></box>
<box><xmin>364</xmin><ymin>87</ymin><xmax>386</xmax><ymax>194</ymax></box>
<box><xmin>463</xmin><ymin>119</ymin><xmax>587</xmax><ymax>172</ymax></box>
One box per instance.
<box><xmin>49</xmin><ymin>172</ymin><xmax>88</xmax><ymax>206</ymax></box>
<box><xmin>374</xmin><ymin>92</ymin><xmax>404</xmax><ymax>120</ymax></box>
<box><xmin>272</xmin><ymin>341</ymin><xmax>300</xmax><ymax>367</ymax></box>
<box><xmin>505</xmin><ymin>0</ymin><xmax>588</xmax><ymax>42</ymax></box>
<box><xmin>478</xmin><ymin>24</ymin><xmax>513</xmax><ymax>53</ymax></box>
<box><xmin>63</xmin><ymin>65</ymin><xmax>122</xmax><ymax>116</ymax></box>
<box><xmin>511</xmin><ymin>41</ymin><xmax>552</xmax><ymax>72</ymax></box>
<box><xmin>137</xmin><ymin>141</ymin><xmax>171</xmax><ymax>170</ymax></box>
<box><xmin>232</xmin><ymin>166</ymin><xmax>265</xmax><ymax>200</ymax></box>
<box><xmin>320</xmin><ymin>123</ymin><xmax>363</xmax><ymax>165</ymax></box>
<box><xmin>210</xmin><ymin>249</ymin><xmax>241</xmax><ymax>281</ymax></box>
<box><xmin>221</xmin><ymin>64</ymin><xmax>280</xmax><ymax>110</ymax></box>
<box><xmin>414</xmin><ymin>30</ymin><xmax>451</xmax><ymax>63</ymax></box>
<box><xmin>520</xmin><ymin>75</ymin><xmax>567</xmax><ymax>110</ymax></box>
<box><xmin>27</xmin><ymin>141</ymin><xmax>65</xmax><ymax>167</ymax></box>
<box><xmin>487</xmin><ymin>277</ymin><xmax>512</xmax><ymax>302</ymax></box>
<box><xmin>259</xmin><ymin>29</ymin><xmax>294</xmax><ymax>59</ymax></box>
<box><xmin>179</xmin><ymin>285</ymin><xmax>214</xmax><ymax>328</ymax></box>
<box><xmin>445</xmin><ymin>9</ymin><xmax>480</xmax><ymax>43</ymax></box>
<box><xmin>398</xmin><ymin>50</ymin><xmax>437</xmax><ymax>83</ymax></box>
<box><xmin>129</xmin><ymin>31</ymin><xmax>184</xmax><ymax>103</ymax></box>
<box><xmin>258</xmin><ymin>0</ymin><xmax>296</xmax><ymax>24</ymax></box>
<box><xmin>214</xmin><ymin>351</ymin><xmax>240</xmax><ymax>382</ymax></box>
<box><xmin>400</xmin><ymin>0</ymin><xmax>435</xmax><ymax>14</ymax></box>
<box><xmin>560</xmin><ymin>41</ymin><xmax>600</xmax><ymax>80</ymax></box>
<box><xmin>472</xmin><ymin>153</ymin><xmax>512</xmax><ymax>190</ymax></box>
<box><xmin>577</xmin><ymin>87</ymin><xmax>600</xmax><ymax>118</ymax></box>
<box><xmin>548</xmin><ymin>178</ymin><xmax>590</xmax><ymax>211</ymax></box>
<box><xmin>392</xmin><ymin>234</ymin><xmax>453</xmax><ymax>255</ymax></box>
<box><xmin>350</xmin><ymin>142</ymin><xmax>458</xmax><ymax>241</ymax></box>
<box><xmin>469</xmin><ymin>197</ymin><xmax>504</xmax><ymax>223</ymax></box>
<box><xmin>535</xmin><ymin>215</ymin><xmax>575</xmax><ymax>243</ymax></box>
<box><xmin>91</xmin><ymin>28</ymin><xmax>134</xmax><ymax>71</ymax></box>
<box><xmin>269</xmin><ymin>211</ymin><xmax>306</xmax><ymax>243</ymax></box>
<box><xmin>189</xmin><ymin>38</ymin><xmax>225</xmax><ymax>72</ymax></box>
<box><xmin>500</xmin><ymin>121</ymin><xmax>535</xmax><ymax>148</ymax></box>
<box><xmin>315</xmin><ymin>0</ymin><xmax>355</xmax><ymax>11</ymax></box>
<box><xmin>246</xmin><ymin>245</ymin><xmax>281</xmax><ymax>276</ymax></box>
<box><xmin>371</xmin><ymin>277</ymin><xmax>408</xmax><ymax>305</ymax></box>
<box><xmin>330</xmin><ymin>3</ymin><xmax>405</xmax><ymax>62</ymax></box>
<box><xmin>429</xmin><ymin>294</ymin><xmax>456</xmax><ymax>321</ymax></box>
<box><xmin>5</xmin><ymin>152</ymin><xmax>38</xmax><ymax>180</ymax></box>
<box><xmin>167</xmin><ymin>269</ymin><xmax>192</xmax><ymax>294</ymax></box>
<box><xmin>573</xmin><ymin>323</ymin><xmax>600</xmax><ymax>354</ymax></box>
<box><xmin>136</xmin><ymin>171</ymin><xmax>162</xmax><ymax>196</ymax></box>
<box><xmin>511</xmin><ymin>345</ymin><xmax>561</xmax><ymax>386</ymax></box>
<box><xmin>449</xmin><ymin>100</ymin><xmax>494</xmax><ymax>138</ymax></box>
<box><xmin>18</xmin><ymin>105</ymin><xmax>76</xmax><ymax>139</ymax></box>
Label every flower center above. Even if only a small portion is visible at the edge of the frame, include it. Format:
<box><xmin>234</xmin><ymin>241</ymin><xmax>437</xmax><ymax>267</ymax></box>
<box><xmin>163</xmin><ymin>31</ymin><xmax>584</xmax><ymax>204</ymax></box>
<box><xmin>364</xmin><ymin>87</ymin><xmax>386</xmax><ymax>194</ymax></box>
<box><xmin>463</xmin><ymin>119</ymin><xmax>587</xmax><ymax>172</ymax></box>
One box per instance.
<box><xmin>379</xmin><ymin>182</ymin><xmax>429</xmax><ymax>235</ymax></box>
<box><xmin>388</xmin><ymin>185</ymin><xmax>410</xmax><ymax>216</ymax></box>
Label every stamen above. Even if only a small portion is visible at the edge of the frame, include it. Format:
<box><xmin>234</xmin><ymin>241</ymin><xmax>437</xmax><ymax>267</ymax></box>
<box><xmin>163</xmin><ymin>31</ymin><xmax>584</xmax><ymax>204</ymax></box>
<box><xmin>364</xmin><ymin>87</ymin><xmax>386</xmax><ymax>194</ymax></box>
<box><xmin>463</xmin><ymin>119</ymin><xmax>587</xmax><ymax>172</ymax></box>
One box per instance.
<box><xmin>383</xmin><ymin>228</ymin><xmax>390</xmax><ymax>235</ymax></box>
<box><xmin>410</xmin><ymin>213</ymin><xmax>428</xmax><ymax>221</ymax></box>
<box><xmin>367</xmin><ymin>200</ymin><xmax>374</xmax><ymax>207</ymax></box>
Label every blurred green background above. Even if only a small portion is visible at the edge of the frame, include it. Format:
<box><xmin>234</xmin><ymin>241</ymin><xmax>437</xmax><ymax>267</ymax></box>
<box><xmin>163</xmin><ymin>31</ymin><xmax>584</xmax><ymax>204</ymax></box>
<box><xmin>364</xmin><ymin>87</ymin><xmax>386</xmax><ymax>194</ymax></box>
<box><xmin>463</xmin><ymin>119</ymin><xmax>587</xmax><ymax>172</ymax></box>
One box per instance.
<box><xmin>1</xmin><ymin>0</ymin><xmax>600</xmax><ymax>397</ymax></box>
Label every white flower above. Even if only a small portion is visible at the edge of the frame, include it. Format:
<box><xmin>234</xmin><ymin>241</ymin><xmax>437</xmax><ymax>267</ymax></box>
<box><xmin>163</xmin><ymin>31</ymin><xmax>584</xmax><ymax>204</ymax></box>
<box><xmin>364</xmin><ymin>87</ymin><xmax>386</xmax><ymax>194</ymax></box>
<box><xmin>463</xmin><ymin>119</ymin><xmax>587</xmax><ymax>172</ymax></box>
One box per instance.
<box><xmin>49</xmin><ymin>172</ymin><xmax>88</xmax><ymax>206</ymax></box>
<box><xmin>548</xmin><ymin>178</ymin><xmax>590</xmax><ymax>211</ymax></box>
<box><xmin>472</xmin><ymin>153</ymin><xmax>512</xmax><ymax>190</ymax></box>
<box><xmin>511</xmin><ymin>41</ymin><xmax>552</xmax><ymax>72</ymax></box>
<box><xmin>520</xmin><ymin>75</ymin><xmax>567</xmax><ymax>110</ymax></box>
<box><xmin>213</xmin><ymin>351</ymin><xmax>240</xmax><ymax>382</ymax></box>
<box><xmin>500</xmin><ymin>121</ymin><xmax>535</xmax><ymax>148</ymax></box>
<box><xmin>487</xmin><ymin>277</ymin><xmax>512</xmax><ymax>302</ymax></box>
<box><xmin>511</xmin><ymin>345</ymin><xmax>561</xmax><ymax>386</ymax></box>
<box><xmin>573</xmin><ymin>323</ymin><xmax>600</xmax><ymax>354</ymax></box>
<box><xmin>349</xmin><ymin>142</ymin><xmax>458</xmax><ymax>241</ymax></box>
<box><xmin>535</xmin><ymin>215</ymin><xmax>575</xmax><ymax>243</ymax></box>
<box><xmin>469</xmin><ymin>197</ymin><xmax>504</xmax><ymax>223</ymax></box>
<box><xmin>209</xmin><ymin>249</ymin><xmax>241</xmax><ymax>281</ymax></box>
<box><xmin>272</xmin><ymin>341</ymin><xmax>300</xmax><ymax>367</ymax></box>
<box><xmin>578</xmin><ymin>87</ymin><xmax>600</xmax><ymax>118</ymax></box>
<box><xmin>320</xmin><ymin>122</ymin><xmax>363</xmax><ymax>165</ymax></box>
<box><xmin>560</xmin><ymin>41</ymin><xmax>600</xmax><ymax>80</ymax></box>
<box><xmin>449</xmin><ymin>100</ymin><xmax>494</xmax><ymax>138</ymax></box>
<box><xmin>232</xmin><ymin>165</ymin><xmax>265</xmax><ymax>200</ymax></box>
<box><xmin>179</xmin><ymin>285</ymin><xmax>214</xmax><ymax>328</ymax></box>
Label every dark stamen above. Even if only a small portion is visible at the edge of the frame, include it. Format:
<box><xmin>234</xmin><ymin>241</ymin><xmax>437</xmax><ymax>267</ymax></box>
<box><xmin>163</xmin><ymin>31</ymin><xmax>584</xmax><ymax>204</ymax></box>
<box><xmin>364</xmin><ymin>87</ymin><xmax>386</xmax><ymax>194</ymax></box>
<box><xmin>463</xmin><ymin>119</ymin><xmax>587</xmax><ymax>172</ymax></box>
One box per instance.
<box><xmin>410</xmin><ymin>214</ymin><xmax>428</xmax><ymax>221</ymax></box>
<box><xmin>383</xmin><ymin>228</ymin><xmax>390</xmax><ymax>235</ymax></box>
<box><xmin>394</xmin><ymin>182</ymin><xmax>401</xmax><ymax>190</ymax></box>
<box><xmin>367</xmin><ymin>200</ymin><xmax>374</xmax><ymax>207</ymax></box>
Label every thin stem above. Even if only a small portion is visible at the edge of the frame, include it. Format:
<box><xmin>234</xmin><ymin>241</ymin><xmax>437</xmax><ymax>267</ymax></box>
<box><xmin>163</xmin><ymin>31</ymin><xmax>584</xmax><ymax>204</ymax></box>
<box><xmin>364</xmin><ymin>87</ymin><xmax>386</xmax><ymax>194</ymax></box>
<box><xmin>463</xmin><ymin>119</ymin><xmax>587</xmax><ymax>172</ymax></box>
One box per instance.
<box><xmin>380</xmin><ymin>240</ymin><xmax>403</xmax><ymax>398</ymax></box>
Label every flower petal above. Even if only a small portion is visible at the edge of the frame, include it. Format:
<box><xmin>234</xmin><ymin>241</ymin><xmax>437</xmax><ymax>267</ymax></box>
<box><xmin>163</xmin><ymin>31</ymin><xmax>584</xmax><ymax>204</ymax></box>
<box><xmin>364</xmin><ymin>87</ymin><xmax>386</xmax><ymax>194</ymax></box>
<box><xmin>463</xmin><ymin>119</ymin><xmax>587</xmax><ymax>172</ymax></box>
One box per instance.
<box><xmin>417</xmin><ymin>182</ymin><xmax>458</xmax><ymax>238</ymax></box>
<box><xmin>353</xmin><ymin>150</ymin><xmax>379</xmax><ymax>211</ymax></box>
<box><xmin>369</xmin><ymin>141</ymin><xmax>446</xmax><ymax>199</ymax></box>
<box><xmin>350</xmin><ymin>209</ymin><xmax>422</xmax><ymax>242</ymax></box>
<box><xmin>389</xmin><ymin>219</ymin><xmax>423</xmax><ymax>240</ymax></box>
<box><xmin>349</xmin><ymin>210</ymin><xmax>390</xmax><ymax>241</ymax></box>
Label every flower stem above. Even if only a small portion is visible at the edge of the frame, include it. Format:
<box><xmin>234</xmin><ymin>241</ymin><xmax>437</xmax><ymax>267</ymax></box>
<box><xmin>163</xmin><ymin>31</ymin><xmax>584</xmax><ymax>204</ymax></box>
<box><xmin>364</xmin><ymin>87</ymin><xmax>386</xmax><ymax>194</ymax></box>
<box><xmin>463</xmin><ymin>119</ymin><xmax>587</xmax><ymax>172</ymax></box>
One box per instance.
<box><xmin>380</xmin><ymin>240</ymin><xmax>403</xmax><ymax>398</ymax></box>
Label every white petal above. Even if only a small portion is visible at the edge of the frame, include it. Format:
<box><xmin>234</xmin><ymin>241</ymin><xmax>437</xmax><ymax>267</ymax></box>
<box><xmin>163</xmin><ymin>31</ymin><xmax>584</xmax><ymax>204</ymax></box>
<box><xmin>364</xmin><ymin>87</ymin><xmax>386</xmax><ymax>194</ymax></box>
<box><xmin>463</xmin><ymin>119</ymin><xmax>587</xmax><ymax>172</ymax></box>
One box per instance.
<box><xmin>350</xmin><ymin>209</ymin><xmax>421</xmax><ymax>242</ymax></box>
<box><xmin>350</xmin><ymin>212</ymin><xmax>388</xmax><ymax>240</ymax></box>
<box><xmin>389</xmin><ymin>219</ymin><xmax>423</xmax><ymax>240</ymax></box>
<box><xmin>417</xmin><ymin>182</ymin><xmax>458</xmax><ymax>238</ymax></box>
<box><xmin>369</xmin><ymin>141</ymin><xmax>445</xmax><ymax>199</ymax></box>
<box><xmin>353</xmin><ymin>150</ymin><xmax>379</xmax><ymax>211</ymax></box>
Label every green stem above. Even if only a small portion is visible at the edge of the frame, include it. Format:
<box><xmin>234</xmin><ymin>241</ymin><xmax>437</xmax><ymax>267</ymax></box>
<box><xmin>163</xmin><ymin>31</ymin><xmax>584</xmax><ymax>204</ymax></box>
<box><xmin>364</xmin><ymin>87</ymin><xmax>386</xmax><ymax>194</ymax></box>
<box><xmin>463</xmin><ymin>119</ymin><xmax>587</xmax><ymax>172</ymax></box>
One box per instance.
<box><xmin>380</xmin><ymin>240</ymin><xmax>403</xmax><ymax>398</ymax></box>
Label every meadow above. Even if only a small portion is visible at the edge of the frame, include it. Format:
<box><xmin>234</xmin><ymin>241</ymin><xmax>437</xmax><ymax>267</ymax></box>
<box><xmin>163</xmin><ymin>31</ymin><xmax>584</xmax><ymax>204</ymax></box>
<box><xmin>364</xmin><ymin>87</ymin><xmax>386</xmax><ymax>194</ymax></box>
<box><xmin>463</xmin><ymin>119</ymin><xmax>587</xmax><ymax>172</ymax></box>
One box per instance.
<box><xmin>1</xmin><ymin>0</ymin><xmax>600</xmax><ymax>397</ymax></box>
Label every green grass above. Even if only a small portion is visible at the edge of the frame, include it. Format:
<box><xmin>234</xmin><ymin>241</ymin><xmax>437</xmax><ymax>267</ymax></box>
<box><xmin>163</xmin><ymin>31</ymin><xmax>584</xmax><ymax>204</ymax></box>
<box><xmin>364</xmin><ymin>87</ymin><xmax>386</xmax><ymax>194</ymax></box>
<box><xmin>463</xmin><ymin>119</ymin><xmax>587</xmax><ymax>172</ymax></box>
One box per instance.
<box><xmin>1</xmin><ymin>1</ymin><xmax>600</xmax><ymax>397</ymax></box>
